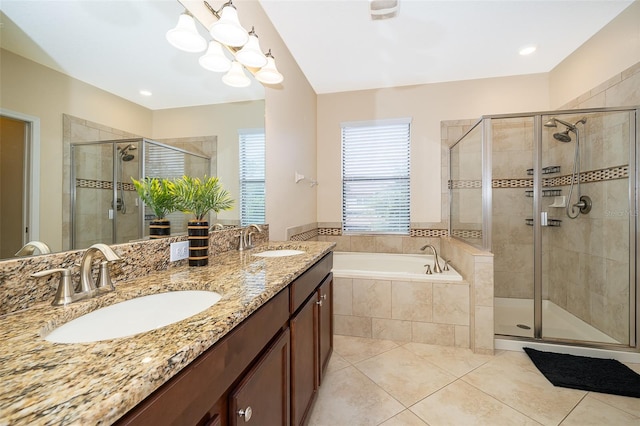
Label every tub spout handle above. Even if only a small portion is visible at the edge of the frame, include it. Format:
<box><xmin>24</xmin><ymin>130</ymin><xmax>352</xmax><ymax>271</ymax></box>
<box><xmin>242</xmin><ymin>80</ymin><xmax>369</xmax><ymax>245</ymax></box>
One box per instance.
<box><xmin>443</xmin><ymin>260</ymin><xmax>450</xmax><ymax>271</ymax></box>
<box><xmin>424</xmin><ymin>264</ymin><xmax>432</xmax><ymax>275</ymax></box>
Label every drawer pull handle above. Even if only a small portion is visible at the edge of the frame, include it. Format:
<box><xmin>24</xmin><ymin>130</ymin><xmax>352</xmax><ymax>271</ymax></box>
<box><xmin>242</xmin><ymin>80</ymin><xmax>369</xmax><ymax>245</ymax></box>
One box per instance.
<box><xmin>316</xmin><ymin>300</ymin><xmax>323</xmax><ymax>306</ymax></box>
<box><xmin>238</xmin><ymin>406</ymin><xmax>252</xmax><ymax>422</ymax></box>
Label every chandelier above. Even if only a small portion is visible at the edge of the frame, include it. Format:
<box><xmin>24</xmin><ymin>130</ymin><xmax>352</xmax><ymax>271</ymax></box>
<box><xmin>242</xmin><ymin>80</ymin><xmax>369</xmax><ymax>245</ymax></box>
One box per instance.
<box><xmin>166</xmin><ymin>1</ymin><xmax>284</xmax><ymax>88</ymax></box>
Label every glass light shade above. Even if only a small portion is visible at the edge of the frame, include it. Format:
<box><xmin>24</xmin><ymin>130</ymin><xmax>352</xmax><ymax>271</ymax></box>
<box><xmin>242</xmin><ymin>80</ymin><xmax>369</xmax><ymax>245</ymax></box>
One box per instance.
<box><xmin>209</xmin><ymin>5</ymin><xmax>249</xmax><ymax>47</ymax></box>
<box><xmin>222</xmin><ymin>61</ymin><xmax>251</xmax><ymax>87</ymax></box>
<box><xmin>199</xmin><ymin>41</ymin><xmax>232</xmax><ymax>72</ymax></box>
<box><xmin>235</xmin><ymin>33</ymin><xmax>267</xmax><ymax>68</ymax></box>
<box><xmin>166</xmin><ymin>13</ymin><xmax>207</xmax><ymax>53</ymax></box>
<box><xmin>255</xmin><ymin>56</ymin><xmax>284</xmax><ymax>85</ymax></box>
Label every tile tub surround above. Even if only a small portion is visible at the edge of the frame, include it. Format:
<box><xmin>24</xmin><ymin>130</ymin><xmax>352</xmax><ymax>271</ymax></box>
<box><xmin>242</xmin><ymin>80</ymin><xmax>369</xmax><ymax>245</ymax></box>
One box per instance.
<box><xmin>0</xmin><ymin>240</ymin><xmax>334</xmax><ymax>425</ymax></box>
<box><xmin>334</xmin><ymin>276</ymin><xmax>470</xmax><ymax>349</ymax></box>
<box><xmin>0</xmin><ymin>226</ymin><xmax>268</xmax><ymax>316</ymax></box>
<box><xmin>440</xmin><ymin>237</ymin><xmax>494</xmax><ymax>355</ymax></box>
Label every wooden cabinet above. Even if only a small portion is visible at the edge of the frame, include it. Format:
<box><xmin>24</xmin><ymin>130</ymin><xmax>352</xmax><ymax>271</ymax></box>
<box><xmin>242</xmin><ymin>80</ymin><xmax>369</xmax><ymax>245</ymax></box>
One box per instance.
<box><xmin>229</xmin><ymin>328</ymin><xmax>290</xmax><ymax>426</ymax></box>
<box><xmin>290</xmin><ymin>293</ymin><xmax>318</xmax><ymax>426</ymax></box>
<box><xmin>290</xmin><ymin>270</ymin><xmax>334</xmax><ymax>426</ymax></box>
<box><xmin>116</xmin><ymin>288</ymin><xmax>290</xmax><ymax>426</ymax></box>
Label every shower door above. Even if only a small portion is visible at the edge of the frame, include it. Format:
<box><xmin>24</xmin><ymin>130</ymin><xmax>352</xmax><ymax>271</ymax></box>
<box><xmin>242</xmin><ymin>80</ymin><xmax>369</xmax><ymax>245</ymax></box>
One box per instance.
<box><xmin>540</xmin><ymin>110</ymin><xmax>635</xmax><ymax>345</ymax></box>
<box><xmin>71</xmin><ymin>141</ymin><xmax>141</xmax><ymax>249</ymax></box>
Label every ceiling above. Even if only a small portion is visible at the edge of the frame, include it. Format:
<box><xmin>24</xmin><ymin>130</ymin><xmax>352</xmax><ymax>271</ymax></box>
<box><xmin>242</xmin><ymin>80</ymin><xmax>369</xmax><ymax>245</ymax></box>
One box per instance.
<box><xmin>1</xmin><ymin>0</ymin><xmax>634</xmax><ymax>109</ymax></box>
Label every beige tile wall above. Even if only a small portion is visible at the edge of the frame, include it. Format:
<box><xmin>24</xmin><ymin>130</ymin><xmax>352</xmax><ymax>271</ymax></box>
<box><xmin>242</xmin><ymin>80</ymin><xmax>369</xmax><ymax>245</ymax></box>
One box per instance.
<box><xmin>334</xmin><ymin>276</ymin><xmax>470</xmax><ymax>348</ymax></box>
<box><xmin>440</xmin><ymin>237</ymin><xmax>494</xmax><ymax>354</ymax></box>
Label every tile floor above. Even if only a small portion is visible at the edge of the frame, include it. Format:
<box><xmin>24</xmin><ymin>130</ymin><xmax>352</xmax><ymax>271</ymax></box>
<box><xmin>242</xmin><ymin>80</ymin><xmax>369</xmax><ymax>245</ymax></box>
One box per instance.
<box><xmin>308</xmin><ymin>335</ymin><xmax>640</xmax><ymax>426</ymax></box>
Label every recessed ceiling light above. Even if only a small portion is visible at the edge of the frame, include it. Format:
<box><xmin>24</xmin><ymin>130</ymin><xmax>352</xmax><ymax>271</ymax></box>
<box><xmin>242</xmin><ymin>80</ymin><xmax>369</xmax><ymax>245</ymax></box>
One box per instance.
<box><xmin>519</xmin><ymin>45</ymin><xmax>537</xmax><ymax>56</ymax></box>
<box><xmin>139</xmin><ymin>90</ymin><xmax>152</xmax><ymax>96</ymax></box>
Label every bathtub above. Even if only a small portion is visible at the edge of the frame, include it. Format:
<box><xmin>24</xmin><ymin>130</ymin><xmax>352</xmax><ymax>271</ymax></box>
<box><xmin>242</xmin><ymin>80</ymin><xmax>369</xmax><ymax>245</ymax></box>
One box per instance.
<box><xmin>332</xmin><ymin>251</ymin><xmax>462</xmax><ymax>281</ymax></box>
<box><xmin>331</xmin><ymin>251</ymin><xmax>467</xmax><ymax>346</ymax></box>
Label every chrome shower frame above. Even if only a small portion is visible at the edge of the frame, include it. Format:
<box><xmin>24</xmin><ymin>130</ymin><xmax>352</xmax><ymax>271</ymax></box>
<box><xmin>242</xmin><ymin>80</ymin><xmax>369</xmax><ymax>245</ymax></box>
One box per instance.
<box><xmin>449</xmin><ymin>105</ymin><xmax>640</xmax><ymax>354</ymax></box>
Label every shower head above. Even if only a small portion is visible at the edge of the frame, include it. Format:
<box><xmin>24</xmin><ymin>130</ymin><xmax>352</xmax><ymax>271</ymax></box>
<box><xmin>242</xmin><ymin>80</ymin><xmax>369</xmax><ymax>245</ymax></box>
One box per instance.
<box><xmin>118</xmin><ymin>144</ymin><xmax>137</xmax><ymax>161</ymax></box>
<box><xmin>553</xmin><ymin>130</ymin><xmax>572</xmax><ymax>143</ymax></box>
<box><xmin>544</xmin><ymin>117</ymin><xmax>587</xmax><ymax>142</ymax></box>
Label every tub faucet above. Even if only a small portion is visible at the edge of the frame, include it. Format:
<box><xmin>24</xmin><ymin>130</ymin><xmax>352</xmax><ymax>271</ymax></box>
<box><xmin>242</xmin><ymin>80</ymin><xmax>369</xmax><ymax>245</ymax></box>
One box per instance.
<box><xmin>420</xmin><ymin>244</ymin><xmax>443</xmax><ymax>274</ymax></box>
<box><xmin>15</xmin><ymin>240</ymin><xmax>51</xmax><ymax>256</ymax></box>
<box><xmin>239</xmin><ymin>224</ymin><xmax>263</xmax><ymax>251</ymax></box>
<box><xmin>79</xmin><ymin>243</ymin><xmax>122</xmax><ymax>296</ymax></box>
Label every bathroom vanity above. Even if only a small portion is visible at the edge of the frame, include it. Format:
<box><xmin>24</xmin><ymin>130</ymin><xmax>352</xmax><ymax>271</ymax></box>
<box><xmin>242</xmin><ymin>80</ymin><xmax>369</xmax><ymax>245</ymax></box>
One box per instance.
<box><xmin>0</xmin><ymin>241</ymin><xmax>334</xmax><ymax>426</ymax></box>
<box><xmin>116</xmin><ymin>251</ymin><xmax>333</xmax><ymax>426</ymax></box>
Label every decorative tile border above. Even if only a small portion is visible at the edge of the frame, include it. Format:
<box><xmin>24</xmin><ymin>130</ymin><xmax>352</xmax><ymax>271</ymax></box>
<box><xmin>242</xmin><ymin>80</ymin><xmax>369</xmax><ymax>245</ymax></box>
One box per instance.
<box><xmin>410</xmin><ymin>228</ymin><xmax>449</xmax><ymax>237</ymax></box>
<box><xmin>449</xmin><ymin>165</ymin><xmax>628</xmax><ymax>190</ymax></box>
<box><xmin>76</xmin><ymin>178</ymin><xmax>136</xmax><ymax>191</ymax></box>
<box><xmin>289</xmin><ymin>229</ymin><xmax>319</xmax><ymax>241</ymax></box>
<box><xmin>451</xmin><ymin>229</ymin><xmax>483</xmax><ymax>239</ymax></box>
<box><xmin>449</xmin><ymin>180</ymin><xmax>482</xmax><ymax>189</ymax></box>
<box><xmin>312</xmin><ymin>227</ymin><xmax>450</xmax><ymax>238</ymax></box>
<box><xmin>543</xmin><ymin>165</ymin><xmax>628</xmax><ymax>186</ymax></box>
<box><xmin>492</xmin><ymin>178</ymin><xmax>533</xmax><ymax>188</ymax></box>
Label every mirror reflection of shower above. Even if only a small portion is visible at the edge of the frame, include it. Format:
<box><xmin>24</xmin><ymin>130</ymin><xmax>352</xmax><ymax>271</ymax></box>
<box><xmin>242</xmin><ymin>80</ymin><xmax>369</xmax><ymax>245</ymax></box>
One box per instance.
<box><xmin>117</xmin><ymin>144</ymin><xmax>137</xmax><ymax>214</ymax></box>
<box><xmin>544</xmin><ymin>117</ymin><xmax>592</xmax><ymax>218</ymax></box>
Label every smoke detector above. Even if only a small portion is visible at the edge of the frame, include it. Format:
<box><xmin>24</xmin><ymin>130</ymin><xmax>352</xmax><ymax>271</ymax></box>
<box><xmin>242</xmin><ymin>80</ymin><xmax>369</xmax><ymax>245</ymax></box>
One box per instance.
<box><xmin>369</xmin><ymin>0</ymin><xmax>399</xmax><ymax>20</ymax></box>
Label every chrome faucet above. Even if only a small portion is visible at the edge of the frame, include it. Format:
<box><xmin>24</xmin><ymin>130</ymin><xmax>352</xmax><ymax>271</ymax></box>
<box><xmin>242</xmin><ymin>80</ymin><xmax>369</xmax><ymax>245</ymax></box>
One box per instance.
<box><xmin>15</xmin><ymin>240</ymin><xmax>51</xmax><ymax>256</ymax></box>
<box><xmin>238</xmin><ymin>224</ymin><xmax>263</xmax><ymax>251</ymax></box>
<box><xmin>420</xmin><ymin>244</ymin><xmax>443</xmax><ymax>274</ymax></box>
<box><xmin>209</xmin><ymin>223</ymin><xmax>225</xmax><ymax>231</ymax></box>
<box><xmin>79</xmin><ymin>243</ymin><xmax>122</xmax><ymax>296</ymax></box>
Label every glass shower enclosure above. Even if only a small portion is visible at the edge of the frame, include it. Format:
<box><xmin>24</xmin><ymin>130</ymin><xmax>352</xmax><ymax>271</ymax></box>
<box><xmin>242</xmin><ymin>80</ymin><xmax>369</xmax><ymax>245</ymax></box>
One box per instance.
<box><xmin>449</xmin><ymin>107</ymin><xmax>639</xmax><ymax>351</ymax></box>
<box><xmin>70</xmin><ymin>138</ymin><xmax>210</xmax><ymax>250</ymax></box>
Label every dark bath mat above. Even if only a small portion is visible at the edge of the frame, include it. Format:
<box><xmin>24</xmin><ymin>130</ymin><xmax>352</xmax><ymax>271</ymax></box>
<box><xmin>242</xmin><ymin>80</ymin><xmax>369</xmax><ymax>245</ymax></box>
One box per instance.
<box><xmin>523</xmin><ymin>347</ymin><xmax>640</xmax><ymax>398</ymax></box>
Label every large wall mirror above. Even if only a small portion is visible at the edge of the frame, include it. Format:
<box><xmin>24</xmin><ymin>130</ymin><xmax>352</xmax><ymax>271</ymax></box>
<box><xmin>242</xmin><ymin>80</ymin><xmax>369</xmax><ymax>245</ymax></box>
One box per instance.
<box><xmin>0</xmin><ymin>1</ymin><xmax>266</xmax><ymax>260</ymax></box>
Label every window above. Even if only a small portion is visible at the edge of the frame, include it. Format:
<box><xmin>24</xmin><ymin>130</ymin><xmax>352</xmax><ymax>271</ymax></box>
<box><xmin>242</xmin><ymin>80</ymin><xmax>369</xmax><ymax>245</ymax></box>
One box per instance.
<box><xmin>239</xmin><ymin>129</ymin><xmax>265</xmax><ymax>226</ymax></box>
<box><xmin>341</xmin><ymin>118</ymin><xmax>411</xmax><ymax>234</ymax></box>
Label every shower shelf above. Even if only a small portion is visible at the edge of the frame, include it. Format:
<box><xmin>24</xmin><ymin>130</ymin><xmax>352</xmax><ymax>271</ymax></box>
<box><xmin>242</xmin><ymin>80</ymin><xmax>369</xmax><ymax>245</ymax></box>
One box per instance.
<box><xmin>526</xmin><ymin>166</ymin><xmax>561</xmax><ymax>176</ymax></box>
<box><xmin>525</xmin><ymin>218</ymin><xmax>562</xmax><ymax>227</ymax></box>
<box><xmin>524</xmin><ymin>189</ymin><xmax>562</xmax><ymax>197</ymax></box>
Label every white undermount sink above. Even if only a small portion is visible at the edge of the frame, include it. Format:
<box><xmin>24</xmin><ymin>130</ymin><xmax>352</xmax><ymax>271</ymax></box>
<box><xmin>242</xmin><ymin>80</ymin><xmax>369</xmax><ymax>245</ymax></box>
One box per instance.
<box><xmin>45</xmin><ymin>290</ymin><xmax>222</xmax><ymax>344</ymax></box>
<box><xmin>252</xmin><ymin>249</ymin><xmax>305</xmax><ymax>257</ymax></box>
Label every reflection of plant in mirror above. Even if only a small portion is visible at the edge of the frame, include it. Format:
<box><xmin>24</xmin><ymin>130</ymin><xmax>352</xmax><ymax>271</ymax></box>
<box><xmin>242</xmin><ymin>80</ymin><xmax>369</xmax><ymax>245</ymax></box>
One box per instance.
<box><xmin>131</xmin><ymin>177</ymin><xmax>176</xmax><ymax>219</ymax></box>
<box><xmin>172</xmin><ymin>176</ymin><xmax>234</xmax><ymax>221</ymax></box>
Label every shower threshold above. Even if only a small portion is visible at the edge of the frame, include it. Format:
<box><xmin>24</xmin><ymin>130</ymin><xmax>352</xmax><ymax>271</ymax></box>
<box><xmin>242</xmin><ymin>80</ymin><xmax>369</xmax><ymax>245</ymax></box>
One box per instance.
<box><xmin>494</xmin><ymin>297</ymin><xmax>619</xmax><ymax>344</ymax></box>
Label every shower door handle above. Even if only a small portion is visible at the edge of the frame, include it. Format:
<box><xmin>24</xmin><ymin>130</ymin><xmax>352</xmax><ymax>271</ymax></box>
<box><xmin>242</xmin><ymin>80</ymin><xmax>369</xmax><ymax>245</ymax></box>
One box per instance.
<box><xmin>108</xmin><ymin>209</ymin><xmax>114</xmax><ymax>220</ymax></box>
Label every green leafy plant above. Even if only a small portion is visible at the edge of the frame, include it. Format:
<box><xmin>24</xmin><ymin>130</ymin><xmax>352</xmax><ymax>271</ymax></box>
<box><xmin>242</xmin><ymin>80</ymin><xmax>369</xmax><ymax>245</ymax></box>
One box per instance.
<box><xmin>131</xmin><ymin>177</ymin><xmax>176</xmax><ymax>219</ymax></box>
<box><xmin>171</xmin><ymin>175</ymin><xmax>234</xmax><ymax>221</ymax></box>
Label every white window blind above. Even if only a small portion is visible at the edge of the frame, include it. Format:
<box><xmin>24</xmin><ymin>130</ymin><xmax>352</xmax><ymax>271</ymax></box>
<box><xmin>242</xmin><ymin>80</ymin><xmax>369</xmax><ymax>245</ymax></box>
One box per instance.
<box><xmin>341</xmin><ymin>119</ymin><xmax>411</xmax><ymax>234</ymax></box>
<box><xmin>145</xmin><ymin>143</ymin><xmax>186</xmax><ymax>224</ymax></box>
<box><xmin>239</xmin><ymin>129</ymin><xmax>265</xmax><ymax>227</ymax></box>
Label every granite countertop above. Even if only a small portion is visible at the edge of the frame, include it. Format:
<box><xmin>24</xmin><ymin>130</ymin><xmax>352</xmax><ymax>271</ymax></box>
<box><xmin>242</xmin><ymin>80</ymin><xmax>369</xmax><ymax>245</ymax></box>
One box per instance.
<box><xmin>0</xmin><ymin>241</ymin><xmax>334</xmax><ymax>426</ymax></box>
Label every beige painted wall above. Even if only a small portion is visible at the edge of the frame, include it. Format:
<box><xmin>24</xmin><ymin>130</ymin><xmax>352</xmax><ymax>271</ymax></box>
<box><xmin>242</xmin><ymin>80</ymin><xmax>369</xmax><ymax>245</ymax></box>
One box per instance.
<box><xmin>244</xmin><ymin>1</ymin><xmax>318</xmax><ymax>240</ymax></box>
<box><xmin>549</xmin><ymin>0</ymin><xmax>640</xmax><ymax>108</ymax></box>
<box><xmin>151</xmin><ymin>101</ymin><xmax>265</xmax><ymax>222</ymax></box>
<box><xmin>317</xmin><ymin>73</ymin><xmax>550</xmax><ymax>225</ymax></box>
<box><xmin>0</xmin><ymin>49</ymin><xmax>152</xmax><ymax>251</ymax></box>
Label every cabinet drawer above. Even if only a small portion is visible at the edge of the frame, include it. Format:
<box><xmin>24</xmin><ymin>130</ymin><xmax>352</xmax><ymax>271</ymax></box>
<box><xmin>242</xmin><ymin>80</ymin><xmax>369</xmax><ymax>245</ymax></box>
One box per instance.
<box><xmin>290</xmin><ymin>252</ymin><xmax>333</xmax><ymax>314</ymax></box>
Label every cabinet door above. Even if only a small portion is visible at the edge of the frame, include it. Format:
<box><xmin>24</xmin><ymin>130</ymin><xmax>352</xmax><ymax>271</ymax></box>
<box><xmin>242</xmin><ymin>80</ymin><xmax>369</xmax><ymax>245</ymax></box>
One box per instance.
<box><xmin>229</xmin><ymin>328</ymin><xmax>290</xmax><ymax>426</ymax></box>
<box><xmin>317</xmin><ymin>273</ymin><xmax>333</xmax><ymax>383</ymax></box>
<box><xmin>290</xmin><ymin>294</ymin><xmax>318</xmax><ymax>426</ymax></box>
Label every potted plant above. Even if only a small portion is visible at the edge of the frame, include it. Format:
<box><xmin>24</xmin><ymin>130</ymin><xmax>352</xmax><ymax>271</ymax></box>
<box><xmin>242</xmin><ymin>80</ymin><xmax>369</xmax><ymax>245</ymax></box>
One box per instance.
<box><xmin>171</xmin><ymin>175</ymin><xmax>234</xmax><ymax>266</ymax></box>
<box><xmin>131</xmin><ymin>177</ymin><xmax>176</xmax><ymax>239</ymax></box>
